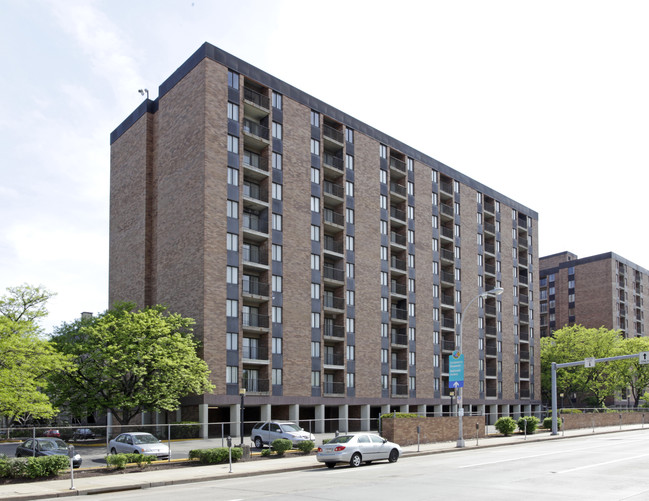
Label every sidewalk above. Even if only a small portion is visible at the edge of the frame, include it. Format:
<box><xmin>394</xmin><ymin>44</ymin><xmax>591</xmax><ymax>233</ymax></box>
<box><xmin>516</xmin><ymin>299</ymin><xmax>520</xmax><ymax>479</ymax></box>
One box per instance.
<box><xmin>1</xmin><ymin>424</ymin><xmax>646</xmax><ymax>500</ymax></box>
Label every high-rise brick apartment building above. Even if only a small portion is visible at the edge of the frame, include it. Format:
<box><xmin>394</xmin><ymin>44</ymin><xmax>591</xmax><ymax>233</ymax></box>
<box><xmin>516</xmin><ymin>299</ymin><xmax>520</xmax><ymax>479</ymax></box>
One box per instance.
<box><xmin>110</xmin><ymin>43</ymin><xmax>541</xmax><ymax>435</ymax></box>
<box><xmin>539</xmin><ymin>251</ymin><xmax>649</xmax><ymax>338</ymax></box>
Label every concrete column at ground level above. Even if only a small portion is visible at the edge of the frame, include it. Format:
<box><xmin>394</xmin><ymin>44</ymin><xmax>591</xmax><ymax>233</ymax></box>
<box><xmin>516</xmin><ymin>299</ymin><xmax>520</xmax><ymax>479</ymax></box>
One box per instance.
<box><xmin>176</xmin><ymin>409</ymin><xmax>181</xmax><ymax>422</ymax></box>
<box><xmin>199</xmin><ymin>404</ymin><xmax>208</xmax><ymax>439</ymax></box>
<box><xmin>500</xmin><ymin>404</ymin><xmax>511</xmax><ymax>418</ymax></box>
<box><xmin>230</xmin><ymin>404</ymin><xmax>240</xmax><ymax>438</ymax></box>
<box><xmin>107</xmin><ymin>411</ymin><xmax>113</xmax><ymax>440</ymax></box>
<box><xmin>315</xmin><ymin>405</ymin><xmax>325</xmax><ymax>434</ymax></box>
<box><xmin>416</xmin><ymin>404</ymin><xmax>426</xmax><ymax>417</ymax></box>
<box><xmin>513</xmin><ymin>404</ymin><xmax>521</xmax><ymax>420</ymax></box>
<box><xmin>338</xmin><ymin>404</ymin><xmax>349</xmax><ymax>433</ymax></box>
<box><xmin>433</xmin><ymin>404</ymin><xmax>443</xmax><ymax>417</ymax></box>
<box><xmin>523</xmin><ymin>404</ymin><xmax>531</xmax><ymax>416</ymax></box>
<box><xmin>399</xmin><ymin>404</ymin><xmax>409</xmax><ymax>413</ymax></box>
<box><xmin>260</xmin><ymin>404</ymin><xmax>271</xmax><ymax>423</ymax></box>
<box><xmin>381</xmin><ymin>404</ymin><xmax>390</xmax><ymax>417</ymax></box>
<box><xmin>289</xmin><ymin>404</ymin><xmax>299</xmax><ymax>423</ymax></box>
<box><xmin>477</xmin><ymin>404</ymin><xmax>486</xmax><ymax>419</ymax></box>
<box><xmin>360</xmin><ymin>405</ymin><xmax>370</xmax><ymax>431</ymax></box>
<box><xmin>488</xmin><ymin>404</ymin><xmax>498</xmax><ymax>425</ymax></box>
<box><xmin>141</xmin><ymin>411</ymin><xmax>149</xmax><ymax>426</ymax></box>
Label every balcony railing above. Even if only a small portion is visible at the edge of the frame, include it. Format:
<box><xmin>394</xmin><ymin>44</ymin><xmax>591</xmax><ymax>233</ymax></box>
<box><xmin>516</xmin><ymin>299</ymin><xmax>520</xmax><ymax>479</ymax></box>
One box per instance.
<box><xmin>390</xmin><ymin>206</ymin><xmax>406</xmax><ymax>222</ymax></box>
<box><xmin>485</xmin><ymin>326</ymin><xmax>497</xmax><ymax>336</ymax></box>
<box><xmin>323</xmin><ymin>381</ymin><xmax>345</xmax><ymax>395</ymax></box>
<box><xmin>390</xmin><ymin>306</ymin><xmax>408</xmax><ymax>321</ymax></box>
<box><xmin>441</xmin><ymin>317</ymin><xmax>454</xmax><ymax>329</ymax></box>
<box><xmin>389</xmin><ymin>182</ymin><xmax>407</xmax><ymax>197</ymax></box>
<box><xmin>323</xmin><ymin>209</ymin><xmax>345</xmax><ymax>227</ymax></box>
<box><xmin>323</xmin><ymin>152</ymin><xmax>344</xmax><ymax>171</ymax></box>
<box><xmin>484</xmin><ymin>264</ymin><xmax>496</xmax><ymax>275</ymax></box>
<box><xmin>243</xmin><ymin>87</ymin><xmax>270</xmax><ymax>109</ymax></box>
<box><xmin>391</xmin><ymin>384</ymin><xmax>409</xmax><ymax>396</ymax></box>
<box><xmin>440</xmin><ymin>181</ymin><xmax>453</xmax><ymax>194</ymax></box>
<box><xmin>323</xmin><ymin>324</ymin><xmax>345</xmax><ymax>338</ymax></box>
<box><xmin>323</xmin><ymin>124</ymin><xmax>344</xmax><ymax>143</ymax></box>
<box><xmin>486</xmin><ymin>387</ymin><xmax>498</xmax><ymax>397</ymax></box>
<box><xmin>243</xmin><ymin>119</ymin><xmax>269</xmax><ymax>140</ymax></box>
<box><xmin>243</xmin><ymin>216</ymin><xmax>268</xmax><ymax>234</ymax></box>
<box><xmin>520</xmin><ymin>349</ymin><xmax>530</xmax><ymax>360</ymax></box>
<box><xmin>323</xmin><ymin>180</ymin><xmax>344</xmax><ymax>198</ymax></box>
<box><xmin>323</xmin><ymin>265</ymin><xmax>345</xmax><ymax>282</ymax></box>
<box><xmin>520</xmin><ymin>388</ymin><xmax>530</xmax><ymax>398</ymax></box>
<box><xmin>391</xmin><ymin>332</ymin><xmax>408</xmax><ymax>346</ymax></box>
<box><xmin>389</xmin><ymin>156</ymin><xmax>406</xmax><ymax>173</ymax></box>
<box><xmin>485</xmin><ymin>305</ymin><xmax>497</xmax><ymax>316</ymax></box>
<box><xmin>242</xmin><ymin>344</ymin><xmax>269</xmax><ymax>361</ymax></box>
<box><xmin>485</xmin><ymin>345</ymin><xmax>497</xmax><ymax>356</ymax></box>
<box><xmin>440</xmin><ymin>226</ymin><xmax>454</xmax><ymax>239</ymax></box>
<box><xmin>484</xmin><ymin>243</ymin><xmax>495</xmax><ymax>254</ymax></box>
<box><xmin>323</xmin><ymin>295</ymin><xmax>345</xmax><ymax>310</ymax></box>
<box><xmin>391</xmin><ymin>359</ymin><xmax>408</xmax><ymax>371</ymax></box>
<box><xmin>242</xmin><ymin>248</ymin><xmax>268</xmax><ymax>266</ymax></box>
<box><xmin>242</xmin><ymin>377</ymin><xmax>270</xmax><ymax>393</ymax></box>
<box><xmin>324</xmin><ymin>239</ymin><xmax>344</xmax><ymax>254</ymax></box>
<box><xmin>441</xmin><ymin>248</ymin><xmax>454</xmax><ymax>262</ymax></box>
<box><xmin>440</xmin><ymin>204</ymin><xmax>454</xmax><ymax>217</ymax></box>
<box><xmin>391</xmin><ymin>282</ymin><xmax>407</xmax><ymax>296</ymax></box>
<box><xmin>390</xmin><ymin>232</ymin><xmax>406</xmax><ymax>246</ymax></box>
<box><xmin>323</xmin><ymin>353</ymin><xmax>344</xmax><ymax>366</ymax></box>
<box><xmin>441</xmin><ymin>270</ymin><xmax>455</xmax><ymax>283</ymax></box>
<box><xmin>390</xmin><ymin>257</ymin><xmax>407</xmax><ymax>271</ymax></box>
<box><xmin>242</xmin><ymin>280</ymin><xmax>269</xmax><ymax>297</ymax></box>
<box><xmin>242</xmin><ymin>313</ymin><xmax>270</xmax><ymax>329</ymax></box>
<box><xmin>441</xmin><ymin>294</ymin><xmax>454</xmax><ymax>307</ymax></box>
<box><xmin>485</xmin><ymin>366</ymin><xmax>497</xmax><ymax>377</ymax></box>
<box><xmin>243</xmin><ymin>186</ymin><xmax>268</xmax><ymax>203</ymax></box>
<box><xmin>484</xmin><ymin>201</ymin><xmax>495</xmax><ymax>214</ymax></box>
<box><xmin>442</xmin><ymin>339</ymin><xmax>455</xmax><ymax>351</ymax></box>
<box><xmin>243</xmin><ymin>150</ymin><xmax>269</xmax><ymax>171</ymax></box>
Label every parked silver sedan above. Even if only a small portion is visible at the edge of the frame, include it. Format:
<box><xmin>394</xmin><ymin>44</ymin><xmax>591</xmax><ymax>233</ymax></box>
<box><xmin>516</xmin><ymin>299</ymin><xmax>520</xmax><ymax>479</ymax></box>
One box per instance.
<box><xmin>316</xmin><ymin>433</ymin><xmax>401</xmax><ymax>468</ymax></box>
<box><xmin>108</xmin><ymin>432</ymin><xmax>170</xmax><ymax>459</ymax></box>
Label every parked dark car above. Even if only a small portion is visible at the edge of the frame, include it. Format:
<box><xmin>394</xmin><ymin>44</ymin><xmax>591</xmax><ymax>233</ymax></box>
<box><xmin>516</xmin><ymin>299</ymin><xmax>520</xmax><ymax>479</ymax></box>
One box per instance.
<box><xmin>73</xmin><ymin>428</ymin><xmax>96</xmax><ymax>440</ymax></box>
<box><xmin>15</xmin><ymin>438</ymin><xmax>82</xmax><ymax>468</ymax></box>
<box><xmin>43</xmin><ymin>429</ymin><xmax>60</xmax><ymax>438</ymax></box>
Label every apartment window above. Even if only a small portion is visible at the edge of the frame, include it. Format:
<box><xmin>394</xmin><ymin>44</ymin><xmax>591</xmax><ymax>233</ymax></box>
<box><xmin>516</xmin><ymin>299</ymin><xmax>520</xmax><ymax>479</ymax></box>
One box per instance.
<box><xmin>226</xmin><ymin>332</ymin><xmax>238</xmax><ymax>351</ymax></box>
<box><xmin>408</xmin><ymin>230</ymin><xmax>415</xmax><ymax>244</ymax></box>
<box><xmin>380</xmin><ymin>271</ymin><xmax>388</xmax><ymax>286</ymax></box>
<box><xmin>227</xmin><ymin>70</ymin><xmax>239</xmax><ymax>89</ymax></box>
<box><xmin>380</xmin><ymin>220</ymin><xmax>387</xmax><ymax>234</ymax></box>
<box><xmin>432</xmin><ymin>215</ymin><xmax>438</xmax><ymax>229</ymax></box>
<box><xmin>346</xmin><ymin>154</ymin><xmax>354</xmax><ymax>171</ymax></box>
<box><xmin>310</xmin><ymin>196</ymin><xmax>320</xmax><ymax>213</ymax></box>
<box><xmin>433</xmin><ymin>284</ymin><xmax>439</xmax><ymax>298</ymax></box>
<box><xmin>310</xmin><ymin>225</ymin><xmax>320</xmax><ymax>241</ymax></box>
<box><xmin>380</xmin><ymin>144</ymin><xmax>387</xmax><ymax>158</ymax></box>
<box><xmin>311</xmin><ymin>312</ymin><xmax>320</xmax><ymax>328</ymax></box>
<box><xmin>454</xmin><ymin>224</ymin><xmax>460</xmax><ymax>237</ymax></box>
<box><xmin>265</xmin><ymin>337</ymin><xmax>280</xmax><ymax>357</ymax></box>
<box><xmin>272</xmin><ymin>122</ymin><xmax>282</xmax><ymax>139</ymax></box>
<box><xmin>272</xmin><ymin>213</ymin><xmax>282</xmax><ymax>231</ymax></box>
<box><xmin>380</xmin><ymin>246</ymin><xmax>388</xmax><ymax>260</ymax></box>
<box><xmin>347</xmin><ymin>373</ymin><xmax>355</xmax><ymax>388</ymax></box>
<box><xmin>346</xmin><ymin>128</ymin><xmax>354</xmax><ymax>143</ymax></box>
<box><xmin>433</xmin><ymin>308</ymin><xmax>439</xmax><ymax>321</ymax></box>
<box><xmin>381</xmin><ymin>349</ymin><xmax>388</xmax><ymax>363</ymax></box>
<box><xmin>347</xmin><ymin>345</ymin><xmax>355</xmax><ymax>360</ymax></box>
<box><xmin>272</xmin><ymin>244</ymin><xmax>282</xmax><ymax>262</ymax></box>
<box><xmin>346</xmin><ymin>181</ymin><xmax>354</xmax><ymax>197</ymax></box>
<box><xmin>477</xmin><ymin>212</ymin><xmax>482</xmax><ymax>224</ymax></box>
<box><xmin>410</xmin><ymin>328</ymin><xmax>417</xmax><ymax>341</ymax></box>
<box><xmin>310</xmin><ymin>166</ymin><xmax>320</xmax><ymax>184</ymax></box>
<box><xmin>477</xmin><ymin>233</ymin><xmax>483</xmax><ymax>245</ymax></box>
<box><xmin>477</xmin><ymin>254</ymin><xmax>483</xmax><ymax>266</ymax></box>
<box><xmin>310</xmin><ymin>138</ymin><xmax>320</xmax><ymax>155</ymax></box>
<box><xmin>434</xmin><ymin>354</ymin><xmax>439</xmax><ymax>367</ymax></box>
<box><xmin>227</xmin><ymin>102</ymin><xmax>239</xmax><ymax>121</ymax></box>
<box><xmin>432</xmin><ymin>192</ymin><xmax>438</xmax><ymax>206</ymax></box>
<box><xmin>272</xmin><ymin>152</ymin><xmax>282</xmax><ymax>170</ymax></box>
<box><xmin>380</xmin><ymin>170</ymin><xmax>387</xmax><ymax>184</ymax></box>
<box><xmin>227</xmin><ymin>167</ymin><xmax>238</xmax><ymax>186</ymax></box>
<box><xmin>226</xmin><ymin>299</ymin><xmax>238</xmax><ymax>317</ymax></box>
<box><xmin>346</xmin><ymin>290</ymin><xmax>355</xmax><ymax>306</ymax></box>
<box><xmin>227</xmin><ymin>233</ymin><xmax>238</xmax><ymax>251</ymax></box>
<box><xmin>381</xmin><ymin>298</ymin><xmax>388</xmax><ymax>312</ymax></box>
<box><xmin>409</xmin><ymin>352</ymin><xmax>416</xmax><ymax>366</ymax></box>
<box><xmin>272</xmin><ymin>306</ymin><xmax>282</xmax><ymax>324</ymax></box>
<box><xmin>408</xmin><ymin>206</ymin><xmax>414</xmax><ymax>220</ymax></box>
<box><xmin>347</xmin><ymin>208</ymin><xmax>355</xmax><ymax>224</ymax></box>
<box><xmin>272</xmin><ymin>92</ymin><xmax>282</xmax><ymax>109</ymax></box>
<box><xmin>431</xmin><ymin>170</ymin><xmax>438</xmax><ymax>183</ymax></box>
<box><xmin>272</xmin><ymin>182</ymin><xmax>282</xmax><ymax>200</ymax></box>
<box><xmin>432</xmin><ymin>238</ymin><xmax>438</xmax><ymax>252</ymax></box>
<box><xmin>454</xmin><ymin>246</ymin><xmax>461</xmax><ymax>259</ymax></box>
<box><xmin>408</xmin><ymin>181</ymin><xmax>414</xmax><ymax>196</ymax></box>
<box><xmin>226</xmin><ymin>266</ymin><xmax>238</xmax><ymax>284</ymax></box>
<box><xmin>454</xmin><ymin>180</ymin><xmax>460</xmax><ymax>193</ymax></box>
<box><xmin>407</xmin><ymin>158</ymin><xmax>414</xmax><ymax>171</ymax></box>
<box><xmin>226</xmin><ymin>366</ymin><xmax>238</xmax><ymax>384</ymax></box>
<box><xmin>310</xmin><ymin>110</ymin><xmax>320</xmax><ymax>127</ymax></box>
<box><xmin>380</xmin><ymin>195</ymin><xmax>387</xmax><ymax>210</ymax></box>
<box><xmin>408</xmin><ymin>303</ymin><xmax>415</xmax><ymax>317</ymax></box>
<box><xmin>455</xmin><ymin>290</ymin><xmax>461</xmax><ymax>303</ymax></box>
<box><xmin>455</xmin><ymin>268</ymin><xmax>461</xmax><ymax>281</ymax></box>
<box><xmin>432</xmin><ymin>262</ymin><xmax>438</xmax><ymax>274</ymax></box>
<box><xmin>311</xmin><ymin>283</ymin><xmax>320</xmax><ymax>299</ymax></box>
<box><xmin>227</xmin><ymin>200</ymin><xmax>238</xmax><ymax>219</ymax></box>
<box><xmin>409</xmin><ymin>279</ymin><xmax>415</xmax><ymax>293</ymax></box>
<box><xmin>311</xmin><ymin>254</ymin><xmax>320</xmax><ymax>270</ymax></box>
<box><xmin>382</xmin><ymin>375</ymin><xmax>389</xmax><ymax>390</ymax></box>
<box><xmin>311</xmin><ymin>371</ymin><xmax>320</xmax><ymax>387</ymax></box>
<box><xmin>346</xmin><ymin>235</ymin><xmax>354</xmax><ymax>251</ymax></box>
<box><xmin>381</xmin><ymin>323</ymin><xmax>389</xmax><ymax>337</ymax></box>
<box><xmin>311</xmin><ymin>342</ymin><xmax>320</xmax><ymax>358</ymax></box>
<box><xmin>272</xmin><ymin>275</ymin><xmax>282</xmax><ymax>293</ymax></box>
<box><xmin>347</xmin><ymin>317</ymin><xmax>355</xmax><ymax>333</ymax></box>
<box><xmin>272</xmin><ymin>369</ymin><xmax>282</xmax><ymax>385</ymax></box>
<box><xmin>408</xmin><ymin>254</ymin><xmax>415</xmax><ymax>268</ymax></box>
<box><xmin>346</xmin><ymin>262</ymin><xmax>354</xmax><ymax>278</ymax></box>
<box><xmin>227</xmin><ymin>135</ymin><xmax>238</xmax><ymax>153</ymax></box>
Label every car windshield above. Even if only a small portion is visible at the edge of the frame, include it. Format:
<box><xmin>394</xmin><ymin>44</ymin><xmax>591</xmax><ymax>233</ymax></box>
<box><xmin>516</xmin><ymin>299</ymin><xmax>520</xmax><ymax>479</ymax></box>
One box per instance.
<box><xmin>40</xmin><ymin>439</ymin><xmax>68</xmax><ymax>451</ymax></box>
<box><xmin>133</xmin><ymin>434</ymin><xmax>159</xmax><ymax>444</ymax></box>
<box><xmin>280</xmin><ymin>423</ymin><xmax>301</xmax><ymax>432</ymax></box>
<box><xmin>327</xmin><ymin>435</ymin><xmax>353</xmax><ymax>444</ymax></box>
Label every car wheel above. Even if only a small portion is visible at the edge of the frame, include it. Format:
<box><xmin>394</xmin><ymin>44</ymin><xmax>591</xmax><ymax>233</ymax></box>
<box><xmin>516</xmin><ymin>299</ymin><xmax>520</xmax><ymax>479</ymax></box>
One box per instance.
<box><xmin>254</xmin><ymin>437</ymin><xmax>263</xmax><ymax>449</ymax></box>
<box><xmin>349</xmin><ymin>452</ymin><xmax>362</xmax><ymax>467</ymax></box>
<box><xmin>388</xmin><ymin>448</ymin><xmax>399</xmax><ymax>463</ymax></box>
<box><xmin>110</xmin><ymin>448</ymin><xmax>117</xmax><ymax>455</ymax></box>
<box><xmin>325</xmin><ymin>462</ymin><xmax>336</xmax><ymax>469</ymax></box>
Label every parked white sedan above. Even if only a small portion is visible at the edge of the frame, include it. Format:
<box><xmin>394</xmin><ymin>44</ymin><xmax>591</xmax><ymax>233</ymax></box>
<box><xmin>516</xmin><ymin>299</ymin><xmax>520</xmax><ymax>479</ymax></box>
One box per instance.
<box><xmin>108</xmin><ymin>432</ymin><xmax>170</xmax><ymax>460</ymax></box>
<box><xmin>316</xmin><ymin>433</ymin><xmax>401</xmax><ymax>468</ymax></box>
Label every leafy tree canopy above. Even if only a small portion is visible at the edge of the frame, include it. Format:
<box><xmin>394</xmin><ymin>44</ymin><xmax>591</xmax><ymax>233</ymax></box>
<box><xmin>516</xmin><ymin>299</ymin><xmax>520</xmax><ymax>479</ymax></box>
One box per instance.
<box><xmin>50</xmin><ymin>302</ymin><xmax>215</xmax><ymax>425</ymax></box>
<box><xmin>0</xmin><ymin>285</ymin><xmax>70</xmax><ymax>423</ymax></box>
<box><xmin>610</xmin><ymin>336</ymin><xmax>649</xmax><ymax>407</ymax></box>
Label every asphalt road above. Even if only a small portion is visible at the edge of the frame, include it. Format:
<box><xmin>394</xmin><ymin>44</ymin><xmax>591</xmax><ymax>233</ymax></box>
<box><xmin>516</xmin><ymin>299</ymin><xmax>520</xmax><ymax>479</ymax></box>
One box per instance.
<box><xmin>81</xmin><ymin>429</ymin><xmax>649</xmax><ymax>500</ymax></box>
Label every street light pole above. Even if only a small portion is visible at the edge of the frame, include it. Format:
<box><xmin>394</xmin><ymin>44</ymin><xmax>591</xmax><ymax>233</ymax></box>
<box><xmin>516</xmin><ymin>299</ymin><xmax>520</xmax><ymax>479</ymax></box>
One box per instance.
<box><xmin>456</xmin><ymin>286</ymin><xmax>504</xmax><ymax>448</ymax></box>
<box><xmin>239</xmin><ymin>388</ymin><xmax>246</xmax><ymax>447</ymax></box>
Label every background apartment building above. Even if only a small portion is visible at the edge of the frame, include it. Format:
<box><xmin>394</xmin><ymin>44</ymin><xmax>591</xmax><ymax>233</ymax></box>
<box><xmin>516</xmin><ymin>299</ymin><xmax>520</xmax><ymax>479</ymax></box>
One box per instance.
<box><xmin>110</xmin><ymin>43</ymin><xmax>541</xmax><ymax>435</ymax></box>
<box><xmin>539</xmin><ymin>251</ymin><xmax>649</xmax><ymax>337</ymax></box>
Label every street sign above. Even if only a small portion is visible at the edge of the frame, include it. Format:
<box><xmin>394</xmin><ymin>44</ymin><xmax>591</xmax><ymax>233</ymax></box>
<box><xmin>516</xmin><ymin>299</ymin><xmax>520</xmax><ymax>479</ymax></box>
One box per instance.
<box><xmin>640</xmin><ymin>352</ymin><xmax>649</xmax><ymax>365</ymax></box>
<box><xmin>584</xmin><ymin>357</ymin><xmax>596</xmax><ymax>368</ymax></box>
<box><xmin>449</xmin><ymin>353</ymin><xmax>464</xmax><ymax>388</ymax></box>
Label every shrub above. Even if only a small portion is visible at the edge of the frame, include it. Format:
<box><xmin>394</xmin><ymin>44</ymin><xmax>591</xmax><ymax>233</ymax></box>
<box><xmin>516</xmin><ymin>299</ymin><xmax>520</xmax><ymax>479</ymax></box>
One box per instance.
<box><xmin>494</xmin><ymin>417</ymin><xmax>517</xmax><ymax>436</ymax></box>
<box><xmin>260</xmin><ymin>448</ymin><xmax>271</xmax><ymax>457</ymax></box>
<box><xmin>296</xmin><ymin>440</ymin><xmax>314</xmax><ymax>454</ymax></box>
<box><xmin>542</xmin><ymin>417</ymin><xmax>562</xmax><ymax>429</ymax></box>
<box><xmin>380</xmin><ymin>412</ymin><xmax>419</xmax><ymax>419</ymax></box>
<box><xmin>517</xmin><ymin>416</ymin><xmax>540</xmax><ymax>434</ymax></box>
<box><xmin>559</xmin><ymin>408</ymin><xmax>582</xmax><ymax>414</ymax></box>
<box><xmin>170</xmin><ymin>421</ymin><xmax>201</xmax><ymax>439</ymax></box>
<box><xmin>106</xmin><ymin>454</ymin><xmax>128</xmax><ymax>469</ymax></box>
<box><xmin>270</xmin><ymin>439</ymin><xmax>293</xmax><ymax>456</ymax></box>
<box><xmin>189</xmin><ymin>447</ymin><xmax>242</xmax><ymax>464</ymax></box>
<box><xmin>0</xmin><ymin>456</ymin><xmax>69</xmax><ymax>478</ymax></box>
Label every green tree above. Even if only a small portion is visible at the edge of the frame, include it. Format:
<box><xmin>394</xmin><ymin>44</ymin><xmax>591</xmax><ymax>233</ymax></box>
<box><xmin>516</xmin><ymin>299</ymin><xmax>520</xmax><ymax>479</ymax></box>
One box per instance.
<box><xmin>610</xmin><ymin>336</ymin><xmax>649</xmax><ymax>407</ymax></box>
<box><xmin>541</xmin><ymin>325</ymin><xmax>624</xmax><ymax>407</ymax></box>
<box><xmin>50</xmin><ymin>302</ymin><xmax>215</xmax><ymax>425</ymax></box>
<box><xmin>0</xmin><ymin>285</ymin><xmax>70</xmax><ymax>424</ymax></box>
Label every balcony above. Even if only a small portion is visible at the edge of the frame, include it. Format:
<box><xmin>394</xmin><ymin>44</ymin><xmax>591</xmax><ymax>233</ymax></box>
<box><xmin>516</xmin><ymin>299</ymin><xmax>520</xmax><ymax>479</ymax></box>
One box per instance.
<box><xmin>243</xmin><ymin>150</ymin><xmax>269</xmax><ymax>177</ymax></box>
<box><xmin>391</xmin><ymin>384</ymin><xmax>409</xmax><ymax>397</ymax></box>
<box><xmin>485</xmin><ymin>325</ymin><xmax>497</xmax><ymax>337</ymax></box>
<box><xmin>323</xmin><ymin>180</ymin><xmax>344</xmax><ymax>200</ymax></box>
<box><xmin>242</xmin><ymin>377</ymin><xmax>270</xmax><ymax>394</ymax></box>
<box><xmin>520</xmin><ymin>388</ymin><xmax>531</xmax><ymax>398</ymax></box>
<box><xmin>242</xmin><ymin>312</ymin><xmax>270</xmax><ymax>331</ymax></box>
<box><xmin>441</xmin><ymin>317</ymin><xmax>455</xmax><ymax>330</ymax></box>
<box><xmin>242</xmin><ymin>215</ymin><xmax>269</xmax><ymax>239</ymax></box>
<box><xmin>440</xmin><ymin>226</ymin><xmax>454</xmax><ymax>241</ymax></box>
<box><xmin>323</xmin><ymin>295</ymin><xmax>345</xmax><ymax>311</ymax></box>
<box><xmin>441</xmin><ymin>339</ymin><xmax>455</xmax><ymax>352</ymax></box>
<box><xmin>242</xmin><ymin>185</ymin><xmax>268</xmax><ymax>210</ymax></box>
<box><xmin>242</xmin><ymin>344</ymin><xmax>269</xmax><ymax>363</ymax></box>
<box><xmin>242</xmin><ymin>248</ymin><xmax>268</xmax><ymax>268</ymax></box>
<box><xmin>242</xmin><ymin>279</ymin><xmax>269</xmax><ymax>300</ymax></box>
<box><xmin>390</xmin><ymin>181</ymin><xmax>407</xmax><ymax>199</ymax></box>
<box><xmin>390</xmin><ymin>306</ymin><xmax>408</xmax><ymax>323</ymax></box>
<box><xmin>484</xmin><ymin>263</ymin><xmax>496</xmax><ymax>276</ymax></box>
<box><xmin>440</xmin><ymin>248</ymin><xmax>454</xmax><ymax>263</ymax></box>
<box><xmin>391</xmin><ymin>359</ymin><xmax>408</xmax><ymax>372</ymax></box>
<box><xmin>389</xmin><ymin>156</ymin><xmax>406</xmax><ymax>175</ymax></box>
<box><xmin>441</xmin><ymin>293</ymin><xmax>454</xmax><ymax>307</ymax></box>
<box><xmin>243</xmin><ymin>118</ymin><xmax>270</xmax><ymax>149</ymax></box>
<box><xmin>323</xmin><ymin>238</ymin><xmax>344</xmax><ymax>256</ymax></box>
<box><xmin>323</xmin><ymin>381</ymin><xmax>345</xmax><ymax>396</ymax></box>
<box><xmin>485</xmin><ymin>366</ymin><xmax>497</xmax><ymax>377</ymax></box>
<box><xmin>391</xmin><ymin>331</ymin><xmax>408</xmax><ymax>347</ymax></box>
<box><xmin>485</xmin><ymin>345</ymin><xmax>497</xmax><ymax>357</ymax></box>
<box><xmin>243</xmin><ymin>86</ymin><xmax>270</xmax><ymax>112</ymax></box>
<box><xmin>440</xmin><ymin>181</ymin><xmax>453</xmax><ymax>195</ymax></box>
<box><xmin>390</xmin><ymin>256</ymin><xmax>407</xmax><ymax>273</ymax></box>
<box><xmin>484</xmin><ymin>243</ymin><xmax>495</xmax><ymax>255</ymax></box>
<box><xmin>484</xmin><ymin>221</ymin><xmax>496</xmax><ymax>235</ymax></box>
<box><xmin>323</xmin><ymin>124</ymin><xmax>344</xmax><ymax>144</ymax></box>
<box><xmin>323</xmin><ymin>324</ymin><xmax>345</xmax><ymax>339</ymax></box>
<box><xmin>323</xmin><ymin>265</ymin><xmax>345</xmax><ymax>284</ymax></box>
<box><xmin>520</xmin><ymin>349</ymin><xmax>530</xmax><ymax>360</ymax></box>
<box><xmin>390</xmin><ymin>282</ymin><xmax>407</xmax><ymax>297</ymax></box>
<box><xmin>440</xmin><ymin>270</ymin><xmax>455</xmax><ymax>285</ymax></box>
<box><xmin>390</xmin><ymin>231</ymin><xmax>407</xmax><ymax>248</ymax></box>
<box><xmin>486</xmin><ymin>387</ymin><xmax>498</xmax><ymax>398</ymax></box>
<box><xmin>323</xmin><ymin>353</ymin><xmax>345</xmax><ymax>367</ymax></box>
<box><xmin>390</xmin><ymin>206</ymin><xmax>406</xmax><ymax>225</ymax></box>
<box><xmin>323</xmin><ymin>208</ymin><xmax>345</xmax><ymax>229</ymax></box>
<box><xmin>323</xmin><ymin>152</ymin><xmax>344</xmax><ymax>172</ymax></box>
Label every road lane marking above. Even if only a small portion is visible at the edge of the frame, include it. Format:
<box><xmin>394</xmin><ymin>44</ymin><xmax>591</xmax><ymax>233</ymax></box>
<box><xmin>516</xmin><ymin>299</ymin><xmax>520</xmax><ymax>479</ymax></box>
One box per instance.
<box><xmin>553</xmin><ymin>453</ymin><xmax>649</xmax><ymax>474</ymax></box>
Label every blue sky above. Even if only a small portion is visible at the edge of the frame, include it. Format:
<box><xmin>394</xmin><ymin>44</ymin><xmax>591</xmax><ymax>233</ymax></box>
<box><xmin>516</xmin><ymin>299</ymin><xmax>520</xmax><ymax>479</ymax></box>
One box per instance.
<box><xmin>2</xmin><ymin>0</ymin><xmax>648</xmax><ymax>333</ymax></box>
